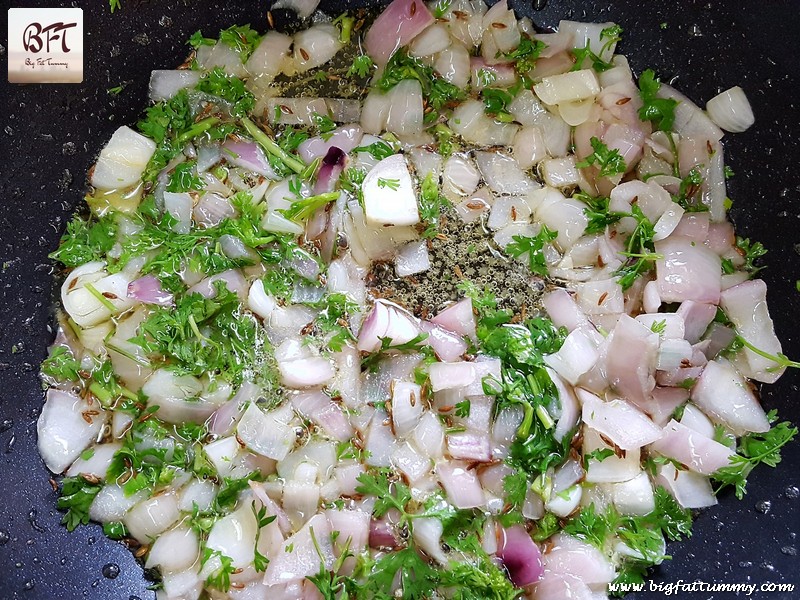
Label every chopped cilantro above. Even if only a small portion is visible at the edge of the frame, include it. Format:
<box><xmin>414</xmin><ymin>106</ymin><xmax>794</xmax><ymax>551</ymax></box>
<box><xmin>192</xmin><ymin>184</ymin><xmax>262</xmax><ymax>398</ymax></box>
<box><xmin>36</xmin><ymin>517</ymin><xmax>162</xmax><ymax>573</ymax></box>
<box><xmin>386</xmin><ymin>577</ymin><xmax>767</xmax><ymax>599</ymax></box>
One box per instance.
<box><xmin>505</xmin><ymin>225</ymin><xmax>558</xmax><ymax>276</ymax></box>
<box><xmin>637</xmin><ymin>69</ymin><xmax>678</xmax><ymax>132</ymax></box>
<box><xmin>576</xmin><ymin>137</ymin><xmax>627</xmax><ymax>178</ymax></box>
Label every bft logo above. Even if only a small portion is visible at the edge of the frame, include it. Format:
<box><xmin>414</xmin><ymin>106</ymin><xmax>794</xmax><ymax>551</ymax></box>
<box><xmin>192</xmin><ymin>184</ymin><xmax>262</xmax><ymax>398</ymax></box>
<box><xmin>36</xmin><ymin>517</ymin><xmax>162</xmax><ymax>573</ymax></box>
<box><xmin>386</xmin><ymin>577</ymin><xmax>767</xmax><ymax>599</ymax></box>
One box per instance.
<box><xmin>8</xmin><ymin>8</ymin><xmax>84</xmax><ymax>83</ymax></box>
<box><xmin>23</xmin><ymin>21</ymin><xmax>78</xmax><ymax>54</ymax></box>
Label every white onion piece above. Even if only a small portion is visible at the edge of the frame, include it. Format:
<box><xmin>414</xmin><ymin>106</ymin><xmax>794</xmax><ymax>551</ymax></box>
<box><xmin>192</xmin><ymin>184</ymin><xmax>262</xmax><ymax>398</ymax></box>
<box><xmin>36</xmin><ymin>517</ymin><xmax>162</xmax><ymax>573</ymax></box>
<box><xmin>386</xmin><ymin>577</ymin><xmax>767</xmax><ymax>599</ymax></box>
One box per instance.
<box><xmin>582</xmin><ymin>427</ymin><xmax>642</xmax><ymax>483</ymax></box>
<box><xmin>656</xmin><ymin>462</ymin><xmax>718</xmax><ymax>509</ymax></box>
<box><xmin>428</xmin><ymin>362</ymin><xmax>476</xmax><ymax>392</ymax></box>
<box><xmin>278</xmin><ymin>356</ymin><xmax>335</xmax><ymax>389</ymax></box>
<box><xmin>653</xmin><ymin>204</ymin><xmax>685</xmax><ymax>241</ymax></box>
<box><xmin>436</xmin><ymin>461</ymin><xmax>485</xmax><ymax>508</ymax></box>
<box><xmin>237</xmin><ymin>404</ymin><xmax>296</xmax><ymax>461</ymax></box>
<box><xmin>163</xmin><ymin>191</ymin><xmax>193</xmax><ymax>233</ymax></box>
<box><xmin>268</xmin><ymin>97</ymin><xmax>361</xmax><ymax>126</ymax></box>
<box><xmin>188</xmin><ymin>269</ymin><xmax>247</xmax><ymax>302</ymax></box>
<box><xmin>146</xmin><ymin>527</ymin><xmax>200</xmax><ymax>573</ymax></box>
<box><xmin>679</xmin><ymin>402</ymin><xmax>716</xmax><ymax>439</ymax></box>
<box><xmin>650</xmin><ymin>419</ymin><xmax>735</xmax><ymax>475</ymax></box>
<box><xmin>533</xmin><ymin>69</ymin><xmax>600</xmax><ymax>105</ymax></box>
<box><xmin>691</xmin><ymin>359</ymin><xmax>769</xmax><ymax>435</ymax></box>
<box><xmin>560</xmin><ymin>20</ymin><xmax>618</xmax><ymax>59</ymax></box>
<box><xmin>474</xmin><ymin>151</ymin><xmax>537</xmax><ymax>196</ymax></box>
<box><xmin>657</xmin><ymin>338</ymin><xmax>693</xmax><ymax>371</ymax></box>
<box><xmin>513</xmin><ymin>125</ymin><xmax>549</xmax><ymax>169</ymax></box>
<box><xmin>496</xmin><ymin>525</ymin><xmax>544</xmax><ymax>587</ymax></box>
<box><xmin>37</xmin><ymin>389</ymin><xmax>106</xmax><ymax>474</ymax></box>
<box><xmin>357</xmin><ymin>301</ymin><xmax>420</xmax><ymax>352</ymax></box>
<box><xmin>390</xmin><ymin>441</ymin><xmax>430</xmax><ymax>483</ymax></box>
<box><xmin>271</xmin><ymin>0</ymin><xmax>320</xmax><ymax>18</ymax></box>
<box><xmin>90</xmin><ymin>485</ymin><xmax>147</xmax><ymax>523</ymax></box>
<box><xmin>533</xmin><ymin>187</ymin><xmax>589</xmax><ymax>251</ymax></box>
<box><xmin>541</xmin><ymin>156</ymin><xmax>582</xmax><ymax>188</ymax></box>
<box><xmin>365</xmin><ymin>0</ymin><xmax>435</xmax><ymax>65</ymax></box>
<box><xmin>575</xmin><ymin>278</ymin><xmax>624</xmax><ymax>316</ymax></box>
<box><xmin>179</xmin><ymin>479</ymin><xmax>217</xmax><ymax>513</ymax></box>
<box><xmin>545</xmin><ymin>484</ymin><xmax>582</xmax><ymax>518</ymax></box>
<box><xmin>127</xmin><ymin>275</ymin><xmax>174</xmax><ymax>307</ymax></box>
<box><xmin>124</xmin><ymin>492</ymin><xmax>180</xmax><ymax>543</ymax></box>
<box><xmin>386</xmin><ymin>79</ymin><xmax>424</xmax><ymax>136</ymax></box>
<box><xmin>542</xmin><ymin>532</ymin><xmax>615</xmax><ymax>588</ymax></box>
<box><xmin>391</xmin><ymin>381</ymin><xmax>423</xmax><ymax>438</ymax></box>
<box><xmin>395</xmin><ymin>240</ymin><xmax>430</xmax><ymax>277</ymax></box>
<box><xmin>246</xmin><ymin>31</ymin><xmax>293</xmax><ymax>82</ymax></box>
<box><xmin>361</xmin><ymin>154</ymin><xmax>420</xmax><ymax>226</ymax></box>
<box><xmin>292</xmin><ymin>391</ymin><xmax>353</xmax><ymax>442</ymax></box>
<box><xmin>605</xmin><ymin>315</ymin><xmax>658</xmax><ymax>405</ymax></box>
<box><xmin>142</xmin><ymin>369</ymin><xmax>222</xmax><ymax>424</ymax></box>
<box><xmin>91</xmin><ymin>126</ymin><xmax>157</xmax><ymax>190</ymax></box>
<box><xmin>197</xmin><ymin>40</ymin><xmax>248</xmax><ymax>78</ymax></box>
<box><xmin>365</xmin><ymin>409</ymin><xmax>397</xmax><ymax>467</ymax></box>
<box><xmin>447</xmin><ymin>431</ymin><xmax>492</xmax><ymax>462</ymax></box>
<box><xmin>611</xmin><ymin>472</ymin><xmax>655</xmax><ymax>516</ymax></box>
<box><xmin>579</xmin><ymin>389</ymin><xmax>662</xmax><ymax>450</ymax></box>
<box><xmin>412</xmin><ymin>412</ymin><xmax>445</xmax><ymax>459</ymax></box>
<box><xmin>148</xmin><ymin>70</ymin><xmax>202</xmax><ymax>102</ymax></box>
<box><xmin>657</xmin><ymin>83</ymin><xmax>724</xmax><ymax>142</ymax></box>
<box><xmin>655</xmin><ymin>236</ymin><xmax>722</xmax><ymax>304</ymax></box>
<box><xmin>542</xmin><ymin>288</ymin><xmax>600</xmax><ymax>342</ymax></box>
<box><xmin>449</xmin><ymin>99</ymin><xmax>518</xmax><ymax>146</ymax></box>
<box><xmin>432</xmin><ymin>298</ymin><xmax>476</xmax><ymax>340</ymax></box>
<box><xmin>544</xmin><ymin>328</ymin><xmax>599</xmax><ymax>385</ymax></box>
<box><xmin>325</xmin><ymin>508</ymin><xmax>370</xmax><ymax>557</ymax></box>
<box><xmin>435</xmin><ymin>43</ymin><xmax>471</xmax><ymax>88</ymax></box>
<box><xmin>675</xmin><ymin>300</ymin><xmax>716</xmax><ymax>344</ymax></box>
<box><xmin>65</xmin><ymin>442</ymin><xmax>120</xmax><ymax>480</ymax></box>
<box><xmin>544</xmin><ymin>369</ymin><xmax>578</xmax><ymax>444</ymax></box>
<box><xmin>298</xmin><ymin>125</ymin><xmax>363</xmax><ymax>164</ymax></box>
<box><xmin>409</xmin><ymin>23</ymin><xmax>450</xmax><ymax>57</ymax></box>
<box><xmin>61</xmin><ymin>261</ymin><xmax>135</xmax><ymax>328</ymax></box>
<box><xmin>223</xmin><ymin>139</ymin><xmax>277</xmax><ymax>178</ymax></box>
<box><xmin>411</xmin><ymin>517</ymin><xmax>447</xmax><ymax>564</ymax></box>
<box><xmin>292</xmin><ymin>24</ymin><xmax>343</xmax><ymax>72</ymax></box>
<box><xmin>706</xmin><ymin>86</ymin><xmax>754</xmax><ymax>133</ymax></box>
<box><xmin>720</xmin><ymin>279</ymin><xmax>785</xmax><ymax>383</ymax></box>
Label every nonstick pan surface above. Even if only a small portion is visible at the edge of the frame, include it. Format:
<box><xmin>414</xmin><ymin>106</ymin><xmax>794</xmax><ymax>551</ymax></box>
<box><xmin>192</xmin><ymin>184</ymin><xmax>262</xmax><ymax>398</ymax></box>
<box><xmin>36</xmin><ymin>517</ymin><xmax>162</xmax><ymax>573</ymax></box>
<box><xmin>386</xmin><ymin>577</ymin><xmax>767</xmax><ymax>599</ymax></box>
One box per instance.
<box><xmin>1</xmin><ymin>1</ymin><xmax>798</xmax><ymax>598</ymax></box>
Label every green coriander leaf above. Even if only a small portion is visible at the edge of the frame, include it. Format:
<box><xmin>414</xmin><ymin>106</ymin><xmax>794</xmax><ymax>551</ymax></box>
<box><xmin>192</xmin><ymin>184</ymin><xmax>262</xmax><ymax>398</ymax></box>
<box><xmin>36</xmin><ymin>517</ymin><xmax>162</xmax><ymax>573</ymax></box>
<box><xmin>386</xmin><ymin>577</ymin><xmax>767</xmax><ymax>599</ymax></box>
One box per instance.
<box><xmin>505</xmin><ymin>225</ymin><xmax>558</xmax><ymax>276</ymax></box>
<box><xmin>166</xmin><ymin>160</ymin><xmax>205</xmax><ymax>193</ymax></box>
<box><xmin>419</xmin><ymin>173</ymin><xmax>448</xmax><ymax>238</ymax></box>
<box><xmin>576</xmin><ymin>136</ymin><xmax>627</xmax><ymax>178</ymax></box>
<box><xmin>638</xmin><ymin>69</ymin><xmax>678</xmax><ymax>132</ymax></box>
<box><xmin>196</xmin><ymin>68</ymin><xmax>255</xmax><ymax>118</ymax></box>
<box><xmin>735</xmin><ymin>236</ymin><xmax>767</xmax><ymax>275</ymax></box>
<box><xmin>218</xmin><ymin>24</ymin><xmax>261</xmax><ymax>62</ymax></box>
<box><xmin>188</xmin><ymin>30</ymin><xmax>215</xmax><ymax>49</ymax></box>
<box><xmin>347</xmin><ymin>54</ymin><xmax>374</xmax><ymax>78</ymax></box>
<box><xmin>58</xmin><ymin>477</ymin><xmax>103</xmax><ymax>531</ymax></box>
<box><xmin>49</xmin><ymin>214</ymin><xmax>118</xmax><ymax>267</ymax></box>
<box><xmin>713</xmin><ymin>419</ymin><xmax>798</xmax><ymax>499</ymax></box>
<box><xmin>501</xmin><ymin>37</ymin><xmax>547</xmax><ymax>74</ymax></box>
<box><xmin>583</xmin><ymin>447</ymin><xmax>615</xmax><ymax>469</ymax></box>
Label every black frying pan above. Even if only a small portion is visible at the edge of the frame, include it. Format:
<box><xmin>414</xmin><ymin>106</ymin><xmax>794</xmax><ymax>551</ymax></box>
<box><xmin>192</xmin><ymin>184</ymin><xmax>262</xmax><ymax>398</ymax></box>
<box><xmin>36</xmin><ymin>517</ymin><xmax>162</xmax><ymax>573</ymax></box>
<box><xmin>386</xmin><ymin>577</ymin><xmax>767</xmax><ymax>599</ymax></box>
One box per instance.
<box><xmin>1</xmin><ymin>1</ymin><xmax>798</xmax><ymax>598</ymax></box>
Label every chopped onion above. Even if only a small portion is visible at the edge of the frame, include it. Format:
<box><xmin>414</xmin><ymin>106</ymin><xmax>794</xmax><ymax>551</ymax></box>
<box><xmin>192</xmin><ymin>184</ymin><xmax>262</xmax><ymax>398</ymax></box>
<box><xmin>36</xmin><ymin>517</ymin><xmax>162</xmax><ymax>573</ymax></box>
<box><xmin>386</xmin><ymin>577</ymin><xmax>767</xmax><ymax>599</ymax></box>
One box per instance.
<box><xmin>706</xmin><ymin>86</ymin><xmax>755</xmax><ymax>133</ymax></box>
<box><xmin>365</xmin><ymin>0</ymin><xmax>435</xmax><ymax>65</ymax></box>
<box><xmin>496</xmin><ymin>525</ymin><xmax>544</xmax><ymax>587</ymax></box>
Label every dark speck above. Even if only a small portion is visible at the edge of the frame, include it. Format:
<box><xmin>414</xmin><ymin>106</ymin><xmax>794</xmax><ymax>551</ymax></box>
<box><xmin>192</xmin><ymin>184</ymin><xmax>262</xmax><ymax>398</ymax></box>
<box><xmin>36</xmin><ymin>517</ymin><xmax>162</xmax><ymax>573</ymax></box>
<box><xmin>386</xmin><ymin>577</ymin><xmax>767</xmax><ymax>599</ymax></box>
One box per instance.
<box><xmin>62</xmin><ymin>142</ymin><xmax>76</xmax><ymax>156</ymax></box>
<box><xmin>159</xmin><ymin>15</ymin><xmax>172</xmax><ymax>27</ymax></box>
<box><xmin>133</xmin><ymin>33</ymin><xmax>150</xmax><ymax>46</ymax></box>
<box><xmin>102</xmin><ymin>563</ymin><xmax>120</xmax><ymax>579</ymax></box>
